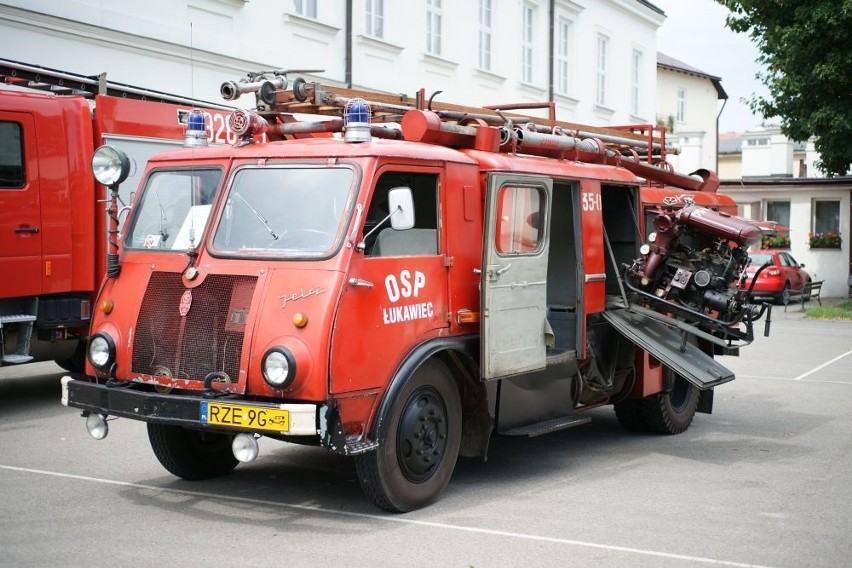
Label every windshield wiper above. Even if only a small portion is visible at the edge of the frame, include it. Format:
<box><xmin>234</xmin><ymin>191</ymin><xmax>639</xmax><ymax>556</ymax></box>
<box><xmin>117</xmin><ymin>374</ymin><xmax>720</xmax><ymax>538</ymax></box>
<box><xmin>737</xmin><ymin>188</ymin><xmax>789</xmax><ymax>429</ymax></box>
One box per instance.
<box><xmin>154</xmin><ymin>189</ymin><xmax>170</xmax><ymax>243</ymax></box>
<box><xmin>233</xmin><ymin>192</ymin><xmax>279</xmax><ymax>240</ymax></box>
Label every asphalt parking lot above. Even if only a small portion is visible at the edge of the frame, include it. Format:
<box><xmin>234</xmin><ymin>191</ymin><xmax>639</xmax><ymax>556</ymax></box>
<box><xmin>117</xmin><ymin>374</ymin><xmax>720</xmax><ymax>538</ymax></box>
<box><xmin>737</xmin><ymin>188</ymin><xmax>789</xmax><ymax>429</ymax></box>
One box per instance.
<box><xmin>1</xmin><ymin>303</ymin><xmax>850</xmax><ymax>567</ymax></box>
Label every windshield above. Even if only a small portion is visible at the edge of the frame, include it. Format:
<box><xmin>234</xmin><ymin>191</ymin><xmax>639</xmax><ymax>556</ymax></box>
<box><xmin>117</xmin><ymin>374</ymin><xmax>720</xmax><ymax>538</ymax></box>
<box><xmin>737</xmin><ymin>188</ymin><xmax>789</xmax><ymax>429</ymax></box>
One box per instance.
<box><xmin>211</xmin><ymin>165</ymin><xmax>356</xmax><ymax>257</ymax></box>
<box><xmin>748</xmin><ymin>253</ymin><xmax>773</xmax><ymax>266</ymax></box>
<box><xmin>125</xmin><ymin>168</ymin><xmax>222</xmax><ymax>250</ymax></box>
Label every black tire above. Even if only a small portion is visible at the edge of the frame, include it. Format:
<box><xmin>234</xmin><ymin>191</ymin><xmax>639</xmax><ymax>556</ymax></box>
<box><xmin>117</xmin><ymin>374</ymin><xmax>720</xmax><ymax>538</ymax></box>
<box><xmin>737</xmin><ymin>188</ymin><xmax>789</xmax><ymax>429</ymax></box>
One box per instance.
<box><xmin>639</xmin><ymin>369</ymin><xmax>700</xmax><ymax>435</ymax></box>
<box><xmin>614</xmin><ymin>398</ymin><xmax>647</xmax><ymax>431</ymax></box>
<box><xmin>779</xmin><ymin>282</ymin><xmax>791</xmax><ymax>306</ymax></box>
<box><xmin>147</xmin><ymin>423</ymin><xmax>238</xmax><ymax>480</ymax></box>
<box><xmin>55</xmin><ymin>341</ymin><xmax>87</xmax><ymax>373</ymax></box>
<box><xmin>355</xmin><ymin>359</ymin><xmax>462</xmax><ymax>513</ymax></box>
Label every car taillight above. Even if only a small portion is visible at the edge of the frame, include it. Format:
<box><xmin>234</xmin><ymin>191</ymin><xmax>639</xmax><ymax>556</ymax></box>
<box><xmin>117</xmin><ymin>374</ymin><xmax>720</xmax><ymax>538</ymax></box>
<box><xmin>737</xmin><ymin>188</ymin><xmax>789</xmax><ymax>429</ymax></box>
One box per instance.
<box><xmin>766</xmin><ymin>267</ymin><xmax>782</xmax><ymax>276</ymax></box>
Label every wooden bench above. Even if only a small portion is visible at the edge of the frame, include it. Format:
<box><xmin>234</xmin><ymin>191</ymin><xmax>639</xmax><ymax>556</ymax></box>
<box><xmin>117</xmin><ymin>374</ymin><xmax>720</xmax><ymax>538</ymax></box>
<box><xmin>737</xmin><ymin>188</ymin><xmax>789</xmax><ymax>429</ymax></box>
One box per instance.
<box><xmin>784</xmin><ymin>280</ymin><xmax>823</xmax><ymax>311</ymax></box>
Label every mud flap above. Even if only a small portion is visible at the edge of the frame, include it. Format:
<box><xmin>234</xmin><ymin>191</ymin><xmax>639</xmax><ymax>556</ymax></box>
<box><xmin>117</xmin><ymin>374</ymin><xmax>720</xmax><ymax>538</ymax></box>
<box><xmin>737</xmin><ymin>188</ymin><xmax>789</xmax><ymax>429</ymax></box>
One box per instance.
<box><xmin>601</xmin><ymin>307</ymin><xmax>734</xmax><ymax>390</ymax></box>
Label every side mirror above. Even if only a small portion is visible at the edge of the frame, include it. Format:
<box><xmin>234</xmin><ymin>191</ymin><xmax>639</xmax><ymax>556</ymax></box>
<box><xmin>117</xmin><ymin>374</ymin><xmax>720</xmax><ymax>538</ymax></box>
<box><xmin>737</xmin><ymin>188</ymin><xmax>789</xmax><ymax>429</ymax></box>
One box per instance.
<box><xmin>388</xmin><ymin>186</ymin><xmax>415</xmax><ymax>230</ymax></box>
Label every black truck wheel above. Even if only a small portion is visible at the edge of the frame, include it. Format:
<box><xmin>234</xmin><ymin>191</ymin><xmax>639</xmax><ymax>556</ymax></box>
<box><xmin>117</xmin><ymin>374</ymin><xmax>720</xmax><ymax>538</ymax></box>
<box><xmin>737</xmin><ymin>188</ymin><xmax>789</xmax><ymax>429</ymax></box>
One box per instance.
<box><xmin>613</xmin><ymin>398</ymin><xmax>647</xmax><ymax>431</ymax></box>
<box><xmin>355</xmin><ymin>359</ymin><xmax>462</xmax><ymax>513</ymax></box>
<box><xmin>147</xmin><ymin>423</ymin><xmax>238</xmax><ymax>480</ymax></box>
<box><xmin>640</xmin><ymin>368</ymin><xmax>699</xmax><ymax>435</ymax></box>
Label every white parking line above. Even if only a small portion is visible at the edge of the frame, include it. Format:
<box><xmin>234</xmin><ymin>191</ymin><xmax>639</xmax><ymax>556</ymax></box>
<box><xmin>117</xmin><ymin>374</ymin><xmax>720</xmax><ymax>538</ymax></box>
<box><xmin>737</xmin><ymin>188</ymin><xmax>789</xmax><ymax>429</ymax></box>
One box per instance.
<box><xmin>1</xmin><ymin>464</ymin><xmax>777</xmax><ymax>568</ymax></box>
<box><xmin>792</xmin><ymin>349</ymin><xmax>852</xmax><ymax>381</ymax></box>
<box><xmin>739</xmin><ymin>374</ymin><xmax>852</xmax><ymax>385</ymax></box>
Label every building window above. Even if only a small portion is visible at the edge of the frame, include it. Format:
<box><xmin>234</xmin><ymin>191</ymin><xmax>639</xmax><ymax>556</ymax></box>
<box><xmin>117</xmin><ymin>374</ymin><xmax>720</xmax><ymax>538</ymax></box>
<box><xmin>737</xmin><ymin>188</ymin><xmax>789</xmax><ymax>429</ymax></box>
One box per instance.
<box><xmin>631</xmin><ymin>49</ymin><xmax>642</xmax><ymax>116</ymax></box>
<box><xmin>596</xmin><ymin>33</ymin><xmax>608</xmax><ymax>106</ymax></box>
<box><xmin>426</xmin><ymin>0</ymin><xmax>442</xmax><ymax>56</ymax></box>
<box><xmin>747</xmin><ymin>138</ymin><xmax>769</xmax><ymax>146</ymax></box>
<box><xmin>556</xmin><ymin>17</ymin><xmax>572</xmax><ymax>95</ymax></box>
<box><xmin>479</xmin><ymin>0</ymin><xmax>492</xmax><ymax>70</ymax></box>
<box><xmin>522</xmin><ymin>3</ymin><xmax>536</xmax><ymax>83</ymax></box>
<box><xmin>0</xmin><ymin>122</ymin><xmax>25</xmax><ymax>189</ymax></box>
<box><xmin>766</xmin><ymin>200</ymin><xmax>791</xmax><ymax>229</ymax></box>
<box><xmin>366</xmin><ymin>0</ymin><xmax>384</xmax><ymax>38</ymax></box>
<box><xmin>676</xmin><ymin>87</ymin><xmax>686</xmax><ymax>122</ymax></box>
<box><xmin>294</xmin><ymin>0</ymin><xmax>317</xmax><ymax>18</ymax></box>
<box><xmin>813</xmin><ymin>199</ymin><xmax>841</xmax><ymax>235</ymax></box>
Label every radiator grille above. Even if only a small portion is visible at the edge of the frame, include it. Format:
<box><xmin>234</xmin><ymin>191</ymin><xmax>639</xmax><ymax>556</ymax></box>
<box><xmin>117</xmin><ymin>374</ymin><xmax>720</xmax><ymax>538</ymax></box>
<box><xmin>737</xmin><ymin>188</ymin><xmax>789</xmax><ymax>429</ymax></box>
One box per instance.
<box><xmin>132</xmin><ymin>273</ymin><xmax>257</xmax><ymax>383</ymax></box>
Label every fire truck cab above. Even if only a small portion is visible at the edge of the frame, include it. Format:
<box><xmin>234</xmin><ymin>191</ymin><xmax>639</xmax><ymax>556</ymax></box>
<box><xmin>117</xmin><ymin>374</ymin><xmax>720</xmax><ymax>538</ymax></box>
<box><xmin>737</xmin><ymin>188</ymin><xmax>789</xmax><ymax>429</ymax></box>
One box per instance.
<box><xmin>61</xmin><ymin>74</ymin><xmax>771</xmax><ymax>512</ymax></box>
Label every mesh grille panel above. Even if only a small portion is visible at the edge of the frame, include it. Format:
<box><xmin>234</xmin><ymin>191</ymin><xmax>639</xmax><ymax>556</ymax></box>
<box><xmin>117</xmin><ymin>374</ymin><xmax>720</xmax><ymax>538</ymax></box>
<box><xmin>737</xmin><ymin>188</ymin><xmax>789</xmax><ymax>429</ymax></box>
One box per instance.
<box><xmin>132</xmin><ymin>273</ymin><xmax>257</xmax><ymax>382</ymax></box>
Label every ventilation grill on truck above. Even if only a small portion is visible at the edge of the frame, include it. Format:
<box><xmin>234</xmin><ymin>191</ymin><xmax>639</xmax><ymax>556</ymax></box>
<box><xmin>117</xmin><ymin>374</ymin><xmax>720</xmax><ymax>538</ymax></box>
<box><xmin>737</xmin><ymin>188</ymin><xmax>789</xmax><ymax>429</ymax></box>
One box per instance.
<box><xmin>131</xmin><ymin>272</ymin><xmax>257</xmax><ymax>384</ymax></box>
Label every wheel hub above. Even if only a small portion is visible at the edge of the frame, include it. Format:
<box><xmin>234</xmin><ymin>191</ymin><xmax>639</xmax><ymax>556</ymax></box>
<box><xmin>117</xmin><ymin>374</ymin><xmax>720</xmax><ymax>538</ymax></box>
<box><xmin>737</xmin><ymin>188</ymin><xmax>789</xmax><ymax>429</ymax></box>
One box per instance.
<box><xmin>397</xmin><ymin>387</ymin><xmax>448</xmax><ymax>483</ymax></box>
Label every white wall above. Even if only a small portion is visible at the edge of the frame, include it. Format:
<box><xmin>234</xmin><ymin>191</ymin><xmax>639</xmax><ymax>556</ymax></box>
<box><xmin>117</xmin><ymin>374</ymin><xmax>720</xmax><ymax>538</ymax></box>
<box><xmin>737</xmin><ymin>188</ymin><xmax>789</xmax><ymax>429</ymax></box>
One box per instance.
<box><xmin>0</xmin><ymin>0</ymin><xmax>663</xmax><ymax>127</ymax></box>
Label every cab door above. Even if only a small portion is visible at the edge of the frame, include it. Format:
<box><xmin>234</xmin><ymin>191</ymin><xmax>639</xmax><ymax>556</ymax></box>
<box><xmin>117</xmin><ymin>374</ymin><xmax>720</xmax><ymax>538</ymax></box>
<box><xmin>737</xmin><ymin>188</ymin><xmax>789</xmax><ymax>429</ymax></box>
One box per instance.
<box><xmin>481</xmin><ymin>174</ymin><xmax>552</xmax><ymax>379</ymax></box>
<box><xmin>0</xmin><ymin>113</ymin><xmax>42</xmax><ymax>298</ymax></box>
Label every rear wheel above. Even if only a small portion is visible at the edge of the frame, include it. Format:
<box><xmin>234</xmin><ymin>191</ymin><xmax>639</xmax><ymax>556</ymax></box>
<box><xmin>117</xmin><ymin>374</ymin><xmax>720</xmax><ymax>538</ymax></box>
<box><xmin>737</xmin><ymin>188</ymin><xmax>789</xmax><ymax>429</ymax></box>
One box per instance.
<box><xmin>355</xmin><ymin>359</ymin><xmax>462</xmax><ymax>512</ymax></box>
<box><xmin>147</xmin><ymin>424</ymin><xmax>238</xmax><ymax>480</ymax></box>
<box><xmin>639</xmin><ymin>369</ymin><xmax>700</xmax><ymax>435</ymax></box>
<box><xmin>779</xmin><ymin>282</ymin><xmax>792</xmax><ymax>305</ymax></box>
<box><xmin>614</xmin><ymin>398</ymin><xmax>646</xmax><ymax>431</ymax></box>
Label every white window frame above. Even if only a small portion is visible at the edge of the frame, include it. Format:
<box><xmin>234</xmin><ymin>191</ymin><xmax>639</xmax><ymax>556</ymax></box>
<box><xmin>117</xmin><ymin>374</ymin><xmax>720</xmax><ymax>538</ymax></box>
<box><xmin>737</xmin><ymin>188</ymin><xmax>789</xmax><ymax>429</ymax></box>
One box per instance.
<box><xmin>365</xmin><ymin>0</ymin><xmax>384</xmax><ymax>39</ymax></box>
<box><xmin>427</xmin><ymin>0</ymin><xmax>442</xmax><ymax>56</ymax></box>
<box><xmin>631</xmin><ymin>49</ymin><xmax>642</xmax><ymax>116</ymax></box>
<box><xmin>294</xmin><ymin>0</ymin><xmax>317</xmax><ymax>19</ymax></box>
<box><xmin>596</xmin><ymin>33</ymin><xmax>608</xmax><ymax>106</ymax></box>
<box><xmin>676</xmin><ymin>87</ymin><xmax>686</xmax><ymax>122</ymax></box>
<box><xmin>556</xmin><ymin>17</ymin><xmax>572</xmax><ymax>96</ymax></box>
<box><xmin>522</xmin><ymin>2</ymin><xmax>536</xmax><ymax>83</ymax></box>
<box><xmin>479</xmin><ymin>0</ymin><xmax>492</xmax><ymax>70</ymax></box>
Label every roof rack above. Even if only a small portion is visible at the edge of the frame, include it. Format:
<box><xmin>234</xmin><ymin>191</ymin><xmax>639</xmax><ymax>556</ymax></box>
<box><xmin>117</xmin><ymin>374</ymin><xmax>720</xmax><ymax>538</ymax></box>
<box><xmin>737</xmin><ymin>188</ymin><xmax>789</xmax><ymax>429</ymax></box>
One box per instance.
<box><xmin>221</xmin><ymin>71</ymin><xmax>718</xmax><ymax>193</ymax></box>
<box><xmin>0</xmin><ymin>58</ymin><xmax>232</xmax><ymax>110</ymax></box>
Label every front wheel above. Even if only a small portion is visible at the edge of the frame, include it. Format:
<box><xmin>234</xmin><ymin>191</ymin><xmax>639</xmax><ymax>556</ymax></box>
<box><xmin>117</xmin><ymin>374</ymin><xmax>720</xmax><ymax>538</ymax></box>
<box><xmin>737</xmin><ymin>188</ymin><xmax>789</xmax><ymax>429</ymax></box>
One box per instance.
<box><xmin>639</xmin><ymin>369</ymin><xmax>700</xmax><ymax>435</ymax></box>
<box><xmin>147</xmin><ymin>424</ymin><xmax>238</xmax><ymax>480</ymax></box>
<box><xmin>355</xmin><ymin>359</ymin><xmax>462</xmax><ymax>512</ymax></box>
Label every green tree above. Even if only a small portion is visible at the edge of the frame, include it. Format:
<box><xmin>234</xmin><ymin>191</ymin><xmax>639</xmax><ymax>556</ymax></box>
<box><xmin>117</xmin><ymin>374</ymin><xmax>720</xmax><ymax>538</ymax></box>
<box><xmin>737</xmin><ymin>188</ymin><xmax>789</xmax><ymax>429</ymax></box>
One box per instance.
<box><xmin>717</xmin><ymin>0</ymin><xmax>852</xmax><ymax>176</ymax></box>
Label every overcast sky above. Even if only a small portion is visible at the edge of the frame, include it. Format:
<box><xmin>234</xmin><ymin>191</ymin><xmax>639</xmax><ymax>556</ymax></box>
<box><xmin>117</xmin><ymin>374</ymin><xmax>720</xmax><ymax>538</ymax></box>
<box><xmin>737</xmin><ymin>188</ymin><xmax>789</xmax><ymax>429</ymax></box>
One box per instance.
<box><xmin>653</xmin><ymin>0</ymin><xmax>770</xmax><ymax>134</ymax></box>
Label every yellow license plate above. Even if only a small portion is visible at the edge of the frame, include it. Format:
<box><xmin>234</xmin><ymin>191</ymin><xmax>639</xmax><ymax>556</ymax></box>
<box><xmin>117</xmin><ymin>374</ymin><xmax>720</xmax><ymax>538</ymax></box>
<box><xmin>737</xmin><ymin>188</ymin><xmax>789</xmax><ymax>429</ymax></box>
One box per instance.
<box><xmin>200</xmin><ymin>401</ymin><xmax>289</xmax><ymax>432</ymax></box>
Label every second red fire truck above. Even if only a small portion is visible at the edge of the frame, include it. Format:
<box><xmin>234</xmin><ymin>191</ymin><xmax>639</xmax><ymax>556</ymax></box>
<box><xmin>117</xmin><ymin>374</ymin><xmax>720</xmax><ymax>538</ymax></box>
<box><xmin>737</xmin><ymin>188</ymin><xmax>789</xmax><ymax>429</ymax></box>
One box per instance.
<box><xmin>61</xmin><ymin>71</ymin><xmax>772</xmax><ymax>512</ymax></box>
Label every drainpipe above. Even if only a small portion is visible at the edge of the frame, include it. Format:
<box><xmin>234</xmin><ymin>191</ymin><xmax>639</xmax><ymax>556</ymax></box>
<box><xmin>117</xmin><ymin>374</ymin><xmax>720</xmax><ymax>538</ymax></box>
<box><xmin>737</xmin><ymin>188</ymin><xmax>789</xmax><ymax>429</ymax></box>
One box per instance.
<box><xmin>345</xmin><ymin>0</ymin><xmax>353</xmax><ymax>88</ymax></box>
<box><xmin>548</xmin><ymin>0</ymin><xmax>555</xmax><ymax>102</ymax></box>
<box><xmin>716</xmin><ymin>97</ymin><xmax>727</xmax><ymax>172</ymax></box>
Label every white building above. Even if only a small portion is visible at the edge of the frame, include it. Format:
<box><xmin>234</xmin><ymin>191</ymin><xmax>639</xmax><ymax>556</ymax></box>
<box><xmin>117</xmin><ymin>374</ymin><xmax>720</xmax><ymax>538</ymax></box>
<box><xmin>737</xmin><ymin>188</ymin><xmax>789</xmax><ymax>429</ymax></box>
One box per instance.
<box><xmin>0</xmin><ymin>0</ymin><xmax>665</xmax><ymax>125</ymax></box>
<box><xmin>718</xmin><ymin>128</ymin><xmax>851</xmax><ymax>298</ymax></box>
<box><xmin>656</xmin><ymin>52</ymin><xmax>726</xmax><ymax>174</ymax></box>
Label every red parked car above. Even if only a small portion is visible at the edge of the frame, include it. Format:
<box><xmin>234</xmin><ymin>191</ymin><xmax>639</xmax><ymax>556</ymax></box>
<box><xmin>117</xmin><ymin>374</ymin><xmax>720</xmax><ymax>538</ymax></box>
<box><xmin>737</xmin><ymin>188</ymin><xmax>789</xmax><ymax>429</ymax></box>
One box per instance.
<box><xmin>744</xmin><ymin>249</ymin><xmax>812</xmax><ymax>304</ymax></box>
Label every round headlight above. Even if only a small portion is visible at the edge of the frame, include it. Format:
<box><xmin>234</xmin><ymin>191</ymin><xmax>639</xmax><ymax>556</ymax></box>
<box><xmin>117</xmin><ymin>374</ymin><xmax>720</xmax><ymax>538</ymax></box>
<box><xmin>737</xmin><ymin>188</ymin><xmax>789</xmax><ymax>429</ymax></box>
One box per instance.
<box><xmin>262</xmin><ymin>347</ymin><xmax>296</xmax><ymax>388</ymax></box>
<box><xmin>88</xmin><ymin>333</ymin><xmax>116</xmax><ymax>370</ymax></box>
<box><xmin>92</xmin><ymin>145</ymin><xmax>131</xmax><ymax>186</ymax></box>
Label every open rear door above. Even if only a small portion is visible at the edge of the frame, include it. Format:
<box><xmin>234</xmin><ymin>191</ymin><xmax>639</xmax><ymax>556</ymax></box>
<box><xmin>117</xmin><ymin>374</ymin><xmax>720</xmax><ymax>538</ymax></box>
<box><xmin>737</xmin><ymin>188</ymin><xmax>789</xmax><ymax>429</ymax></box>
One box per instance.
<box><xmin>602</xmin><ymin>305</ymin><xmax>734</xmax><ymax>389</ymax></box>
<box><xmin>481</xmin><ymin>174</ymin><xmax>552</xmax><ymax>379</ymax></box>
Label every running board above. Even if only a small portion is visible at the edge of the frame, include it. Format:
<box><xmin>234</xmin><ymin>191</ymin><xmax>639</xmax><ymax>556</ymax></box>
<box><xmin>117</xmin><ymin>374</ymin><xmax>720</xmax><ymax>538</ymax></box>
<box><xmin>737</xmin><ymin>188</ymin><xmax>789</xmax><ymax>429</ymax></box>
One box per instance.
<box><xmin>501</xmin><ymin>414</ymin><xmax>591</xmax><ymax>437</ymax></box>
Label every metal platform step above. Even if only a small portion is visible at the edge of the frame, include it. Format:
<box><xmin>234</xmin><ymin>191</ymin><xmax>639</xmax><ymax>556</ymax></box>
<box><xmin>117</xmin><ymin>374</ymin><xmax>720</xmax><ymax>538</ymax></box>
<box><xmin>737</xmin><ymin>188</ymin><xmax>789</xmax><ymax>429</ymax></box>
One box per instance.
<box><xmin>2</xmin><ymin>354</ymin><xmax>34</xmax><ymax>364</ymax></box>
<box><xmin>501</xmin><ymin>414</ymin><xmax>591</xmax><ymax>437</ymax></box>
<box><xmin>0</xmin><ymin>314</ymin><xmax>37</xmax><ymax>324</ymax></box>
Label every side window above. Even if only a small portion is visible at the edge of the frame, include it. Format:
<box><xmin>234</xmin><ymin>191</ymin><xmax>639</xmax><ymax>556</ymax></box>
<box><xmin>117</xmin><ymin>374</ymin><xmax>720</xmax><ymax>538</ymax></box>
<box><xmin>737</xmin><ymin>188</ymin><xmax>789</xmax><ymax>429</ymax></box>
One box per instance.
<box><xmin>495</xmin><ymin>184</ymin><xmax>543</xmax><ymax>254</ymax></box>
<box><xmin>0</xmin><ymin>122</ymin><xmax>25</xmax><ymax>189</ymax></box>
<box><xmin>366</xmin><ymin>171</ymin><xmax>439</xmax><ymax>257</ymax></box>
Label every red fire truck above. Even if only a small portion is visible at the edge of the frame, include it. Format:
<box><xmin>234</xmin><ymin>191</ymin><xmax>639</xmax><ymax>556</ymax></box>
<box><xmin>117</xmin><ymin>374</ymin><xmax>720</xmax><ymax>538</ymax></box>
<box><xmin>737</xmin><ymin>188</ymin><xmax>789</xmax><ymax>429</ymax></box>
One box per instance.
<box><xmin>0</xmin><ymin>59</ymin><xmax>238</xmax><ymax>369</ymax></box>
<box><xmin>61</xmin><ymin>71</ymin><xmax>772</xmax><ymax>512</ymax></box>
